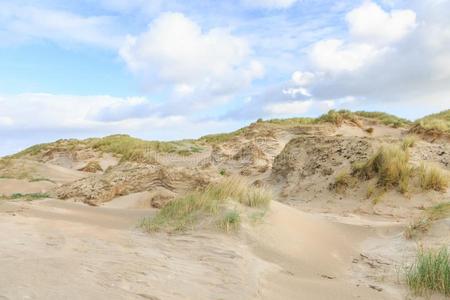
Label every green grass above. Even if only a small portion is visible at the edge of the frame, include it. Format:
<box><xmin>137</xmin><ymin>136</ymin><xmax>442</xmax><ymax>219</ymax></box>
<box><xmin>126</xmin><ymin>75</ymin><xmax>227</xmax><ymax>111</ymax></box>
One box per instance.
<box><xmin>405</xmin><ymin>247</ymin><xmax>450</xmax><ymax>296</ymax></box>
<box><xmin>1</xmin><ymin>193</ymin><xmax>50</xmax><ymax>201</ymax></box>
<box><xmin>140</xmin><ymin>177</ymin><xmax>271</xmax><ymax>232</ymax></box>
<box><xmin>354</xmin><ymin>111</ymin><xmax>411</xmax><ymax>128</ymax></box>
<box><xmin>418</xmin><ymin>164</ymin><xmax>449</xmax><ymax>192</ymax></box>
<box><xmin>405</xmin><ymin>202</ymin><xmax>450</xmax><ymax>239</ymax></box>
<box><xmin>217</xmin><ymin>210</ymin><xmax>241</xmax><ymax>232</ymax></box>
<box><xmin>199</xmin><ymin>128</ymin><xmax>247</xmax><ymax>144</ymax></box>
<box><xmin>262</xmin><ymin>117</ymin><xmax>317</xmax><ymax>126</ymax></box>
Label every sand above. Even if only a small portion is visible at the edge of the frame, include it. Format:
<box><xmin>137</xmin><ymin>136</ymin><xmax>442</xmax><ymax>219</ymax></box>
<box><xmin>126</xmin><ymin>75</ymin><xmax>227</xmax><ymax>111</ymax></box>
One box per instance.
<box><xmin>0</xmin><ymin>198</ymin><xmax>420</xmax><ymax>300</ymax></box>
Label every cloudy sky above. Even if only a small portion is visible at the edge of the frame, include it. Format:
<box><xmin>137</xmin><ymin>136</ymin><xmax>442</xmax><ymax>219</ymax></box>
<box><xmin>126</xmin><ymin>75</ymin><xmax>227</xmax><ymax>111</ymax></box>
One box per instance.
<box><xmin>0</xmin><ymin>0</ymin><xmax>449</xmax><ymax>155</ymax></box>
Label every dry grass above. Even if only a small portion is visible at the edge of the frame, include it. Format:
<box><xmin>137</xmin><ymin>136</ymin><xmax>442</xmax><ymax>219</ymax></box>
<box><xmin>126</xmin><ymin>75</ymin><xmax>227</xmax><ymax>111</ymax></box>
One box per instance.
<box><xmin>330</xmin><ymin>170</ymin><xmax>356</xmax><ymax>194</ymax></box>
<box><xmin>78</xmin><ymin>161</ymin><xmax>103</xmax><ymax>173</ymax></box>
<box><xmin>418</xmin><ymin>164</ymin><xmax>449</xmax><ymax>192</ymax></box>
<box><xmin>317</xmin><ymin>110</ymin><xmax>361</xmax><ymax>127</ymax></box>
<box><xmin>405</xmin><ymin>247</ymin><xmax>450</xmax><ymax>296</ymax></box>
<box><xmin>140</xmin><ymin>177</ymin><xmax>271</xmax><ymax>232</ymax></box>
<box><xmin>352</xmin><ymin>145</ymin><xmax>412</xmax><ymax>193</ymax></box>
<box><xmin>405</xmin><ymin>202</ymin><xmax>450</xmax><ymax>239</ymax></box>
<box><xmin>402</xmin><ymin>135</ymin><xmax>417</xmax><ymax>150</ymax></box>
<box><xmin>414</xmin><ymin>109</ymin><xmax>450</xmax><ymax>134</ymax></box>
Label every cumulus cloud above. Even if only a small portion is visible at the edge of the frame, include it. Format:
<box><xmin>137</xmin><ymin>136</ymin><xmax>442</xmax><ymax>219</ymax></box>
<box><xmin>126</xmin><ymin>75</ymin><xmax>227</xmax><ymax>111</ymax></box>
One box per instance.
<box><xmin>310</xmin><ymin>39</ymin><xmax>383</xmax><ymax>72</ymax></box>
<box><xmin>346</xmin><ymin>1</ymin><xmax>416</xmax><ymax>45</ymax></box>
<box><xmin>243</xmin><ymin>0</ymin><xmax>298</xmax><ymax>9</ymax></box>
<box><xmin>120</xmin><ymin>12</ymin><xmax>264</xmax><ymax>97</ymax></box>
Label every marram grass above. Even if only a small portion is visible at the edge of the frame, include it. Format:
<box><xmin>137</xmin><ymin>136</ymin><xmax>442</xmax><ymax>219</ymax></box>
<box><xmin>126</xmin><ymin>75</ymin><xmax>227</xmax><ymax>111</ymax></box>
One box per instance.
<box><xmin>406</xmin><ymin>247</ymin><xmax>450</xmax><ymax>296</ymax></box>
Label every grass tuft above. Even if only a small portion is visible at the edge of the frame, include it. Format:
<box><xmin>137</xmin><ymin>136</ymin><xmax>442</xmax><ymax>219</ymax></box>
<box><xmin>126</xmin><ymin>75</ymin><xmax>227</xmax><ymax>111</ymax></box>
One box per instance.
<box><xmin>405</xmin><ymin>202</ymin><xmax>450</xmax><ymax>239</ymax></box>
<box><xmin>352</xmin><ymin>145</ymin><xmax>412</xmax><ymax>193</ymax></box>
<box><xmin>140</xmin><ymin>177</ymin><xmax>271</xmax><ymax>232</ymax></box>
<box><xmin>418</xmin><ymin>164</ymin><xmax>449</xmax><ymax>192</ymax></box>
<box><xmin>217</xmin><ymin>210</ymin><xmax>241</xmax><ymax>232</ymax></box>
<box><xmin>405</xmin><ymin>247</ymin><xmax>450</xmax><ymax>296</ymax></box>
<box><xmin>402</xmin><ymin>135</ymin><xmax>417</xmax><ymax>150</ymax></box>
<box><xmin>330</xmin><ymin>170</ymin><xmax>356</xmax><ymax>194</ymax></box>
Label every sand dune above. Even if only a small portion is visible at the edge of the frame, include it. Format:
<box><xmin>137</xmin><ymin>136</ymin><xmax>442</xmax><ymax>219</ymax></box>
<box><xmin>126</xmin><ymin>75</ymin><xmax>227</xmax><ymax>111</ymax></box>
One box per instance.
<box><xmin>0</xmin><ymin>198</ymin><xmax>413</xmax><ymax>300</ymax></box>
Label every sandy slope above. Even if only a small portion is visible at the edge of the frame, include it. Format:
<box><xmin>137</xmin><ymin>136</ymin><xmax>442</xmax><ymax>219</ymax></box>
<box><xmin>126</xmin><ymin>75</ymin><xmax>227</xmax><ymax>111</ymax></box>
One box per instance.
<box><xmin>0</xmin><ymin>198</ymin><xmax>414</xmax><ymax>300</ymax></box>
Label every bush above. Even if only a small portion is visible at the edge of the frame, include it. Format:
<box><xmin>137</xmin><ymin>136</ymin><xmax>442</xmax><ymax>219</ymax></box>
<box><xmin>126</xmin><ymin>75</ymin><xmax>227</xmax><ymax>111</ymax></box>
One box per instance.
<box><xmin>406</xmin><ymin>247</ymin><xmax>450</xmax><ymax>296</ymax></box>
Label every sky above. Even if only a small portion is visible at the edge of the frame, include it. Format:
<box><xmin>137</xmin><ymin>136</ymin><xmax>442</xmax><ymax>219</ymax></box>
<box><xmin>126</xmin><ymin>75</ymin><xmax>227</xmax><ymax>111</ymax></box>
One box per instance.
<box><xmin>0</xmin><ymin>0</ymin><xmax>449</xmax><ymax>155</ymax></box>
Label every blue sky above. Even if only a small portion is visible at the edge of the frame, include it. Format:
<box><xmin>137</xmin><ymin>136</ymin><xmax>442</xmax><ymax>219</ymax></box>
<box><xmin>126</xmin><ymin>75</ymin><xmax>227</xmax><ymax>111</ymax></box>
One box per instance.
<box><xmin>0</xmin><ymin>0</ymin><xmax>449</xmax><ymax>155</ymax></box>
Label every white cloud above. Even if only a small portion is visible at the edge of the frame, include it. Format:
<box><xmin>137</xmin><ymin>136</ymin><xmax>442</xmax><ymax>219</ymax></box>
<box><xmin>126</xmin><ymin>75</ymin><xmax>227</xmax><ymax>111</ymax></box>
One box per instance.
<box><xmin>0</xmin><ymin>3</ymin><xmax>122</xmax><ymax>48</ymax></box>
<box><xmin>265</xmin><ymin>100</ymin><xmax>313</xmax><ymax>114</ymax></box>
<box><xmin>120</xmin><ymin>12</ymin><xmax>264</xmax><ymax>97</ymax></box>
<box><xmin>346</xmin><ymin>1</ymin><xmax>416</xmax><ymax>45</ymax></box>
<box><xmin>0</xmin><ymin>93</ymin><xmax>247</xmax><ymax>156</ymax></box>
<box><xmin>291</xmin><ymin>71</ymin><xmax>315</xmax><ymax>86</ymax></box>
<box><xmin>243</xmin><ymin>0</ymin><xmax>298</xmax><ymax>9</ymax></box>
<box><xmin>310</xmin><ymin>39</ymin><xmax>383</xmax><ymax>72</ymax></box>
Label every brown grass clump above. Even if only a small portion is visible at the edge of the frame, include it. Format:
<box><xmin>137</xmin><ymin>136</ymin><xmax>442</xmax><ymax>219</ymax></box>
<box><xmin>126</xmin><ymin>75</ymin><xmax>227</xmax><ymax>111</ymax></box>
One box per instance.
<box><xmin>402</xmin><ymin>135</ymin><xmax>417</xmax><ymax>150</ymax></box>
<box><xmin>418</xmin><ymin>164</ymin><xmax>449</xmax><ymax>192</ymax></box>
<box><xmin>352</xmin><ymin>145</ymin><xmax>412</xmax><ymax>193</ymax></box>
<box><xmin>330</xmin><ymin>170</ymin><xmax>356</xmax><ymax>194</ymax></box>
<box><xmin>78</xmin><ymin>161</ymin><xmax>103</xmax><ymax>173</ymax></box>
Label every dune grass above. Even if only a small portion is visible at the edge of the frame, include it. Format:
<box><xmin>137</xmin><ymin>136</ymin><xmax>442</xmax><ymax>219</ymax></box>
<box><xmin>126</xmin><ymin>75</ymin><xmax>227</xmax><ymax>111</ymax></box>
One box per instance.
<box><xmin>317</xmin><ymin>109</ymin><xmax>361</xmax><ymax>127</ymax></box>
<box><xmin>330</xmin><ymin>170</ymin><xmax>356</xmax><ymax>194</ymax></box>
<box><xmin>418</xmin><ymin>164</ymin><xmax>449</xmax><ymax>192</ymax></box>
<box><xmin>402</xmin><ymin>135</ymin><xmax>417</xmax><ymax>150</ymax></box>
<box><xmin>414</xmin><ymin>109</ymin><xmax>450</xmax><ymax>134</ymax></box>
<box><xmin>91</xmin><ymin>135</ymin><xmax>202</xmax><ymax>162</ymax></box>
<box><xmin>352</xmin><ymin>145</ymin><xmax>412</xmax><ymax>193</ymax></box>
<box><xmin>354</xmin><ymin>111</ymin><xmax>411</xmax><ymax>128</ymax></box>
<box><xmin>1</xmin><ymin>193</ymin><xmax>50</xmax><ymax>201</ymax></box>
<box><xmin>405</xmin><ymin>247</ymin><xmax>450</xmax><ymax>296</ymax></box>
<box><xmin>140</xmin><ymin>177</ymin><xmax>271</xmax><ymax>232</ymax></box>
<box><xmin>217</xmin><ymin>210</ymin><xmax>241</xmax><ymax>232</ymax></box>
<box><xmin>405</xmin><ymin>202</ymin><xmax>450</xmax><ymax>239</ymax></box>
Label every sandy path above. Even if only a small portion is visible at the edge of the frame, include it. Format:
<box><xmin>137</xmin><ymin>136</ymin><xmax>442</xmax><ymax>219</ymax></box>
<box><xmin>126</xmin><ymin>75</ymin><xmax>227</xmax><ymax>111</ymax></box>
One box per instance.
<box><xmin>0</xmin><ymin>199</ymin><xmax>408</xmax><ymax>300</ymax></box>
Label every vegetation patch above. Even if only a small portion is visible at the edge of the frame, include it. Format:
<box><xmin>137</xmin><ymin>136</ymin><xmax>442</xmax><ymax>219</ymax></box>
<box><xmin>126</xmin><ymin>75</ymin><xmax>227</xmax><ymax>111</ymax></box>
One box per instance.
<box><xmin>329</xmin><ymin>170</ymin><xmax>357</xmax><ymax>194</ymax></box>
<box><xmin>78</xmin><ymin>161</ymin><xmax>103</xmax><ymax>173</ymax></box>
<box><xmin>402</xmin><ymin>135</ymin><xmax>417</xmax><ymax>150</ymax></box>
<box><xmin>418</xmin><ymin>164</ymin><xmax>449</xmax><ymax>192</ymax></box>
<box><xmin>405</xmin><ymin>246</ymin><xmax>450</xmax><ymax>297</ymax></box>
<box><xmin>91</xmin><ymin>135</ymin><xmax>201</xmax><ymax>162</ymax></box>
<box><xmin>405</xmin><ymin>202</ymin><xmax>450</xmax><ymax>239</ymax></box>
<box><xmin>140</xmin><ymin>177</ymin><xmax>271</xmax><ymax>232</ymax></box>
<box><xmin>354</xmin><ymin>111</ymin><xmax>411</xmax><ymax>128</ymax></box>
<box><xmin>1</xmin><ymin>193</ymin><xmax>50</xmax><ymax>201</ymax></box>
<box><xmin>413</xmin><ymin>109</ymin><xmax>450</xmax><ymax>134</ymax></box>
<box><xmin>352</xmin><ymin>145</ymin><xmax>412</xmax><ymax>193</ymax></box>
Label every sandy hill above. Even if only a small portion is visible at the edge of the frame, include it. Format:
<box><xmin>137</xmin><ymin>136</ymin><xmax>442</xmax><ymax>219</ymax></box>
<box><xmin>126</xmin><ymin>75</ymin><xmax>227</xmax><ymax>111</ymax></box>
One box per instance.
<box><xmin>0</xmin><ymin>109</ymin><xmax>449</xmax><ymax>299</ymax></box>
